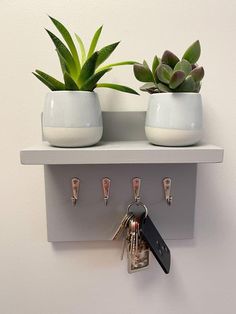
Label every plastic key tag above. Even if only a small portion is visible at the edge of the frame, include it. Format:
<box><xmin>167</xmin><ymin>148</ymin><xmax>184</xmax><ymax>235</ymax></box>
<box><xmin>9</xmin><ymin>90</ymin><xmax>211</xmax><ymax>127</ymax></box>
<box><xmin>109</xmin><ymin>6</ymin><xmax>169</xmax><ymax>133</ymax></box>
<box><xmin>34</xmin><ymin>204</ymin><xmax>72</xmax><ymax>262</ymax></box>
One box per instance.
<box><xmin>140</xmin><ymin>215</ymin><xmax>171</xmax><ymax>274</ymax></box>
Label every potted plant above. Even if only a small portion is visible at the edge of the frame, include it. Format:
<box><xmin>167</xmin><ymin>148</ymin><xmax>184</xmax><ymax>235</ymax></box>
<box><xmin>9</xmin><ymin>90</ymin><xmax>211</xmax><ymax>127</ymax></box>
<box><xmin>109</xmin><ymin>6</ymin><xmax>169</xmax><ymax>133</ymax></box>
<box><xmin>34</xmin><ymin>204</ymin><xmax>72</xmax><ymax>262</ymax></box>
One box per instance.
<box><xmin>133</xmin><ymin>40</ymin><xmax>205</xmax><ymax>146</ymax></box>
<box><xmin>33</xmin><ymin>16</ymin><xmax>138</xmax><ymax>147</ymax></box>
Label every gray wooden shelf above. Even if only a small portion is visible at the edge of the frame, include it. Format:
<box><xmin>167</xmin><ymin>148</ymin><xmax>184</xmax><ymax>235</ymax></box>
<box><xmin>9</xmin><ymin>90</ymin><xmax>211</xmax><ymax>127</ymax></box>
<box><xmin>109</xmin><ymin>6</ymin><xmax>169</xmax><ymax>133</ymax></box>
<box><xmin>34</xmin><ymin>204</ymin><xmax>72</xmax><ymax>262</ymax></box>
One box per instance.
<box><xmin>20</xmin><ymin>141</ymin><xmax>223</xmax><ymax>165</ymax></box>
<box><xmin>20</xmin><ymin>112</ymin><xmax>224</xmax><ymax>241</ymax></box>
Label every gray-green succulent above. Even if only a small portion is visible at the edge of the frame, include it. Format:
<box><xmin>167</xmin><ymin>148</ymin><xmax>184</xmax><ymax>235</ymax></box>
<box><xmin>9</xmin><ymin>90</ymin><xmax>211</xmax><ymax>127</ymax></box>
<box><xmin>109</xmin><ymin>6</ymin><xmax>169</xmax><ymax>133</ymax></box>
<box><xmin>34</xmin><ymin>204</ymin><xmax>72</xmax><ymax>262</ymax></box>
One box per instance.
<box><xmin>133</xmin><ymin>40</ymin><xmax>204</xmax><ymax>93</ymax></box>
<box><xmin>33</xmin><ymin>16</ymin><xmax>138</xmax><ymax>94</ymax></box>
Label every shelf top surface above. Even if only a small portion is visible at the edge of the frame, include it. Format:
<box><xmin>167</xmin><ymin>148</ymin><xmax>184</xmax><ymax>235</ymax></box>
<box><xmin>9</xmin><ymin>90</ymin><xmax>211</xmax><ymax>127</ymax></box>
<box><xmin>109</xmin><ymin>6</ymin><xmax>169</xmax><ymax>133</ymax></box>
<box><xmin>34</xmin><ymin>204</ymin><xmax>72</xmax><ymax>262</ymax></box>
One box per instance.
<box><xmin>20</xmin><ymin>141</ymin><xmax>224</xmax><ymax>165</ymax></box>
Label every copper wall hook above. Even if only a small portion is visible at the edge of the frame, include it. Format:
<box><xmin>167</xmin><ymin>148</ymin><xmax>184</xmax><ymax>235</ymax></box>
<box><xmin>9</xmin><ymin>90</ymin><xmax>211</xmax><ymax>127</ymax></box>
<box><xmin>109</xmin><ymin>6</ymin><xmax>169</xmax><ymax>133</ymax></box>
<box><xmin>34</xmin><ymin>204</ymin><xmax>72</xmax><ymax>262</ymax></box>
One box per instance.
<box><xmin>71</xmin><ymin>177</ymin><xmax>80</xmax><ymax>207</ymax></box>
<box><xmin>102</xmin><ymin>177</ymin><xmax>111</xmax><ymax>206</ymax></box>
<box><xmin>132</xmin><ymin>177</ymin><xmax>141</xmax><ymax>203</ymax></box>
<box><xmin>162</xmin><ymin>177</ymin><xmax>172</xmax><ymax>206</ymax></box>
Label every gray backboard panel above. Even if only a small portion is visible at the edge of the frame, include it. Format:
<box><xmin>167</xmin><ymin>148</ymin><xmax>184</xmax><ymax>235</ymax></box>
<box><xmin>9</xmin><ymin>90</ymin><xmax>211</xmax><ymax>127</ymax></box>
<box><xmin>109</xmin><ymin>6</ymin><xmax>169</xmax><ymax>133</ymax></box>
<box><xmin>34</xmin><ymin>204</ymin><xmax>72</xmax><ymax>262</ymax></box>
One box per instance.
<box><xmin>44</xmin><ymin>163</ymin><xmax>197</xmax><ymax>241</ymax></box>
<box><xmin>102</xmin><ymin>111</ymin><xmax>146</xmax><ymax>141</ymax></box>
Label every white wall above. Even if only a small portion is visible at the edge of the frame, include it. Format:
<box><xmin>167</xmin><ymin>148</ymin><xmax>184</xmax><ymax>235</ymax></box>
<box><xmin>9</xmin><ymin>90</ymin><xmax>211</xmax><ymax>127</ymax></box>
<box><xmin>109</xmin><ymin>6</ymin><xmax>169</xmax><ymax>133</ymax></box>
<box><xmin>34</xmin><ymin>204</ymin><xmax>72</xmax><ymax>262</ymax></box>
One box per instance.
<box><xmin>1</xmin><ymin>1</ymin><xmax>236</xmax><ymax>313</ymax></box>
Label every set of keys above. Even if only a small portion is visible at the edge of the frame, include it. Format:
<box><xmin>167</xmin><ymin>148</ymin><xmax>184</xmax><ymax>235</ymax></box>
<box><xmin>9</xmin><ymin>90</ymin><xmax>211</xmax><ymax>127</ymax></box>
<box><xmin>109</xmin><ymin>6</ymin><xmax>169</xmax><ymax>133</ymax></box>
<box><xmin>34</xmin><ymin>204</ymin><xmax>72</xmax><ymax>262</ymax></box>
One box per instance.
<box><xmin>112</xmin><ymin>201</ymin><xmax>171</xmax><ymax>274</ymax></box>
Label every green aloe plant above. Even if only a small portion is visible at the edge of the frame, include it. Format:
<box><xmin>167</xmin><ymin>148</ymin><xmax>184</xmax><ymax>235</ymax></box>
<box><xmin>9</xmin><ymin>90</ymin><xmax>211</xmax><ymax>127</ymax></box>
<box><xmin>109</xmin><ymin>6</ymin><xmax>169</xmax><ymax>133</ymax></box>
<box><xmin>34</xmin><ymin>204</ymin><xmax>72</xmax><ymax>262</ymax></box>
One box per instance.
<box><xmin>133</xmin><ymin>40</ymin><xmax>204</xmax><ymax>94</ymax></box>
<box><xmin>33</xmin><ymin>16</ymin><xmax>138</xmax><ymax>94</ymax></box>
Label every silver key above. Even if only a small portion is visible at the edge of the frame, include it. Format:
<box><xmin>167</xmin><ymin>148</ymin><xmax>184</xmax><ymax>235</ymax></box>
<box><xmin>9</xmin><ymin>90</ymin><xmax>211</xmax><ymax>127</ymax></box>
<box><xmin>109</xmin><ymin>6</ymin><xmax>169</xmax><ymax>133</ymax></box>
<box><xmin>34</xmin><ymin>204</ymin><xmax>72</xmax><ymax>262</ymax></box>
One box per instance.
<box><xmin>129</xmin><ymin>218</ymin><xmax>138</xmax><ymax>257</ymax></box>
<box><xmin>125</xmin><ymin>218</ymin><xmax>135</xmax><ymax>259</ymax></box>
<box><xmin>121</xmin><ymin>231</ymin><xmax>128</xmax><ymax>260</ymax></box>
<box><xmin>130</xmin><ymin>217</ymin><xmax>140</xmax><ymax>255</ymax></box>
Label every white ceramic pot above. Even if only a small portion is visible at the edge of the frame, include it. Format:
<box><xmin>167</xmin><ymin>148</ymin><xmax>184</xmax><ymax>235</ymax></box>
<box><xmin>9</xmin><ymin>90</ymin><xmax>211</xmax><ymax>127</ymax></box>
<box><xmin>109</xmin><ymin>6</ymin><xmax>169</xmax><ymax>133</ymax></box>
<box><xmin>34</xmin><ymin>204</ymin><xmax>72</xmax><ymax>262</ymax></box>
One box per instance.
<box><xmin>43</xmin><ymin>91</ymin><xmax>103</xmax><ymax>147</ymax></box>
<box><xmin>145</xmin><ymin>93</ymin><xmax>203</xmax><ymax>146</ymax></box>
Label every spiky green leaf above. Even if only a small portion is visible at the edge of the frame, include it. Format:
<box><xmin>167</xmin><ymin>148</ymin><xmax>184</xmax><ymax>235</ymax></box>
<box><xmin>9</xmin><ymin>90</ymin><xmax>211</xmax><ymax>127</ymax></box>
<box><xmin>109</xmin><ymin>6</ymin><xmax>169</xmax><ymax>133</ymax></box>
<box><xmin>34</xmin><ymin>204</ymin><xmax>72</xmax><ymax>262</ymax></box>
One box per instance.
<box><xmin>98</xmin><ymin>61</ymin><xmax>136</xmax><ymax>71</ymax></box>
<box><xmin>64</xmin><ymin>72</ymin><xmax>79</xmax><ymax>90</ymax></box>
<box><xmin>174</xmin><ymin>59</ymin><xmax>192</xmax><ymax>76</ymax></box>
<box><xmin>46</xmin><ymin>29</ymin><xmax>77</xmax><ymax>78</ymax></box>
<box><xmin>175</xmin><ymin>75</ymin><xmax>196</xmax><ymax>92</ymax></box>
<box><xmin>87</xmin><ymin>25</ymin><xmax>103</xmax><ymax>59</ymax></box>
<box><xmin>190</xmin><ymin>66</ymin><xmax>205</xmax><ymax>82</ymax></box>
<box><xmin>182</xmin><ymin>40</ymin><xmax>201</xmax><ymax>64</ymax></box>
<box><xmin>162</xmin><ymin>50</ymin><xmax>179</xmax><ymax>68</ymax></box>
<box><xmin>133</xmin><ymin>63</ymin><xmax>154</xmax><ymax>82</ymax></box>
<box><xmin>56</xmin><ymin>50</ymin><xmax>69</xmax><ymax>74</ymax></box>
<box><xmin>49</xmin><ymin>16</ymin><xmax>80</xmax><ymax>71</ymax></box>
<box><xmin>75</xmin><ymin>33</ymin><xmax>86</xmax><ymax>65</ymax></box>
<box><xmin>96</xmin><ymin>83</ymin><xmax>139</xmax><ymax>95</ymax></box>
<box><xmin>169</xmin><ymin>70</ymin><xmax>186</xmax><ymax>89</ymax></box>
<box><xmin>157</xmin><ymin>83</ymin><xmax>171</xmax><ymax>92</ymax></box>
<box><xmin>33</xmin><ymin>73</ymin><xmax>55</xmax><ymax>90</ymax></box>
<box><xmin>96</xmin><ymin>42</ymin><xmax>120</xmax><ymax>68</ymax></box>
<box><xmin>33</xmin><ymin>70</ymin><xmax>65</xmax><ymax>90</ymax></box>
<box><xmin>80</xmin><ymin>68</ymin><xmax>111</xmax><ymax>91</ymax></box>
<box><xmin>78</xmin><ymin>52</ymin><xmax>98</xmax><ymax>85</ymax></box>
<box><xmin>156</xmin><ymin>64</ymin><xmax>173</xmax><ymax>84</ymax></box>
<box><xmin>152</xmin><ymin>56</ymin><xmax>160</xmax><ymax>75</ymax></box>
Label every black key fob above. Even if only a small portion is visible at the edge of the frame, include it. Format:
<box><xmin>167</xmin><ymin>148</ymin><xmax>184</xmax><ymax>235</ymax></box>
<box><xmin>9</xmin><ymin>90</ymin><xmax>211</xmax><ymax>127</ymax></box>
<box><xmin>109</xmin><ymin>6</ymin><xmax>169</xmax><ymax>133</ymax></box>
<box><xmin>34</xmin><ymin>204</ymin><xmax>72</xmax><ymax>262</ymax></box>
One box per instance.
<box><xmin>141</xmin><ymin>215</ymin><xmax>171</xmax><ymax>274</ymax></box>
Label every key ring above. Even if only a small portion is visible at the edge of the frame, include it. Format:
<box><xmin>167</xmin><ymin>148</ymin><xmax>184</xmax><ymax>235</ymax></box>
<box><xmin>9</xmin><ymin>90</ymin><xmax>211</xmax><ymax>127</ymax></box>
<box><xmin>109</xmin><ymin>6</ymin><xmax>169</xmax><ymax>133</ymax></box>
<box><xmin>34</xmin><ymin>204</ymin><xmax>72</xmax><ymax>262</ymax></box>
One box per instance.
<box><xmin>127</xmin><ymin>201</ymin><xmax>148</xmax><ymax>219</ymax></box>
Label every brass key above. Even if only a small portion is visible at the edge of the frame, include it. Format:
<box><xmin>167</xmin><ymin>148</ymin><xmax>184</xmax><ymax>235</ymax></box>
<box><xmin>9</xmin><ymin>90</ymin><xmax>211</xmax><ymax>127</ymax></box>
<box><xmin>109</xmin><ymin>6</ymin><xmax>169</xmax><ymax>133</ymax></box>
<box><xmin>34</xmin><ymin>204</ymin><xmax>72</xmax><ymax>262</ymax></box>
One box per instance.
<box><xmin>121</xmin><ymin>230</ymin><xmax>128</xmax><ymax>260</ymax></box>
<box><xmin>112</xmin><ymin>212</ymin><xmax>134</xmax><ymax>240</ymax></box>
